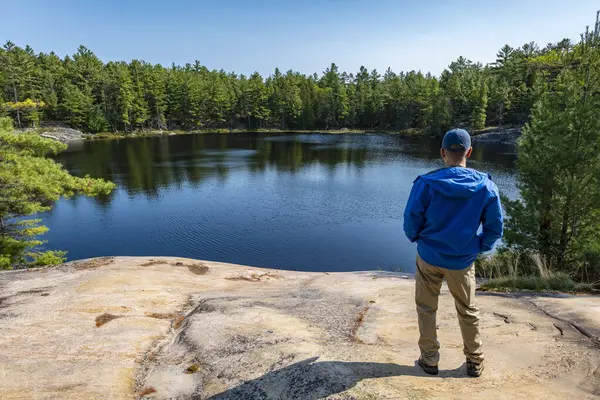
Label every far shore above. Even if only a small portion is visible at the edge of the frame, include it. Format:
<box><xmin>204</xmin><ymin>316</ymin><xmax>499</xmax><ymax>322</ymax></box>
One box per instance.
<box><xmin>82</xmin><ymin>127</ymin><xmax>428</xmax><ymax>141</ymax></box>
<box><xmin>30</xmin><ymin>124</ymin><xmax>521</xmax><ymax>146</ymax></box>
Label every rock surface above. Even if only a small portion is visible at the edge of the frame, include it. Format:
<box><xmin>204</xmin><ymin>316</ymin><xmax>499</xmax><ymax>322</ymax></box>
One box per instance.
<box><xmin>472</xmin><ymin>127</ymin><xmax>521</xmax><ymax>146</ymax></box>
<box><xmin>0</xmin><ymin>257</ymin><xmax>599</xmax><ymax>399</ymax></box>
<box><xmin>40</xmin><ymin>127</ymin><xmax>84</xmax><ymax>143</ymax></box>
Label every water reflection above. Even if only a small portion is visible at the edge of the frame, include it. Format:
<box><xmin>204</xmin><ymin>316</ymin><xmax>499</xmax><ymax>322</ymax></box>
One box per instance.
<box><xmin>59</xmin><ymin>133</ymin><xmax>513</xmax><ymax>200</ymax></box>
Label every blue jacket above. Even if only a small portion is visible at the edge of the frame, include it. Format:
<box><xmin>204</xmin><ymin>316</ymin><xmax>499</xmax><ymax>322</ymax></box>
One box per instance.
<box><xmin>403</xmin><ymin>167</ymin><xmax>503</xmax><ymax>270</ymax></box>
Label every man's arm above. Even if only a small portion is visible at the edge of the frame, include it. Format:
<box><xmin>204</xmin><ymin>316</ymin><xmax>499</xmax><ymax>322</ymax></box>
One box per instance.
<box><xmin>403</xmin><ymin>178</ymin><xmax>430</xmax><ymax>243</ymax></box>
<box><xmin>480</xmin><ymin>188</ymin><xmax>503</xmax><ymax>252</ymax></box>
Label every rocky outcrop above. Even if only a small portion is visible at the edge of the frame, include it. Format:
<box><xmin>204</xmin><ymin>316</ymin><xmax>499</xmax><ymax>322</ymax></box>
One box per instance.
<box><xmin>40</xmin><ymin>127</ymin><xmax>84</xmax><ymax>143</ymax></box>
<box><xmin>472</xmin><ymin>126</ymin><xmax>522</xmax><ymax>146</ymax></box>
<box><xmin>1</xmin><ymin>257</ymin><xmax>599</xmax><ymax>399</ymax></box>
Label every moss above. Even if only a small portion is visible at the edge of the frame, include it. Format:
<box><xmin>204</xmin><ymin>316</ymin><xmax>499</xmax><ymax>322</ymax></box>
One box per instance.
<box><xmin>72</xmin><ymin>257</ymin><xmax>114</xmax><ymax>270</ymax></box>
<box><xmin>172</xmin><ymin>315</ymin><xmax>186</xmax><ymax>329</ymax></box>
<box><xmin>351</xmin><ymin>304</ymin><xmax>371</xmax><ymax>342</ymax></box>
<box><xmin>185</xmin><ymin>364</ymin><xmax>200</xmax><ymax>374</ymax></box>
<box><xmin>95</xmin><ymin>313</ymin><xmax>122</xmax><ymax>327</ymax></box>
<box><xmin>139</xmin><ymin>387</ymin><xmax>157</xmax><ymax>397</ymax></box>
<box><xmin>224</xmin><ymin>271</ymin><xmax>281</xmax><ymax>282</ymax></box>
<box><xmin>139</xmin><ymin>259</ymin><xmax>167</xmax><ymax>267</ymax></box>
<box><xmin>187</xmin><ymin>264</ymin><xmax>209</xmax><ymax>275</ymax></box>
<box><xmin>144</xmin><ymin>312</ymin><xmax>181</xmax><ymax>320</ymax></box>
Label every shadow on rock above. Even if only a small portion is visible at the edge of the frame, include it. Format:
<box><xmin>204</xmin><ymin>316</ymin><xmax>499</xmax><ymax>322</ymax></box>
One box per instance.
<box><xmin>206</xmin><ymin>356</ymin><xmax>455</xmax><ymax>400</ymax></box>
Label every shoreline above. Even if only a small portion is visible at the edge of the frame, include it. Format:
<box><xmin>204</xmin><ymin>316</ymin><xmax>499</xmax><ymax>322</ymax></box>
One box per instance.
<box><xmin>82</xmin><ymin>128</ymin><xmax>427</xmax><ymax>141</ymax></box>
<box><xmin>33</xmin><ymin>125</ymin><xmax>521</xmax><ymax>146</ymax></box>
<box><xmin>78</xmin><ymin>126</ymin><xmax>521</xmax><ymax>147</ymax></box>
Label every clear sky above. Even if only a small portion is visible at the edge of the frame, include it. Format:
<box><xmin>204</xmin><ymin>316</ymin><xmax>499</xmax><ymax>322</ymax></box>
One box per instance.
<box><xmin>1</xmin><ymin>0</ymin><xmax>598</xmax><ymax>77</ymax></box>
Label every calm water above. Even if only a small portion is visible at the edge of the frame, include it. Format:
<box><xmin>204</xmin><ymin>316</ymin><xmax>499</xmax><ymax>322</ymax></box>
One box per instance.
<box><xmin>43</xmin><ymin>133</ymin><xmax>517</xmax><ymax>273</ymax></box>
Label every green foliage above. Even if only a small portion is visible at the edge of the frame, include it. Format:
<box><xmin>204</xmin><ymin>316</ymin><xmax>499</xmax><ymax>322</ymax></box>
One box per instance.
<box><xmin>3</xmin><ymin>99</ymin><xmax>46</xmax><ymax>128</ymax></box>
<box><xmin>575</xmin><ymin>240</ymin><xmax>600</xmax><ymax>283</ymax></box>
<box><xmin>503</xmin><ymin>18</ymin><xmax>600</xmax><ymax>282</ymax></box>
<box><xmin>0</xmin><ymin>117</ymin><xmax>115</xmax><ymax>269</ymax></box>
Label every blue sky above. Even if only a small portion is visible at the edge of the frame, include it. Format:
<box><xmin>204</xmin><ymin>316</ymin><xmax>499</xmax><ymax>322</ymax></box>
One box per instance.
<box><xmin>1</xmin><ymin>0</ymin><xmax>598</xmax><ymax>77</ymax></box>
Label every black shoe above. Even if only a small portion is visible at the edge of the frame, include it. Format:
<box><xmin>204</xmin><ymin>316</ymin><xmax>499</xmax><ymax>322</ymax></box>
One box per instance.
<box><xmin>418</xmin><ymin>359</ymin><xmax>439</xmax><ymax>375</ymax></box>
<box><xmin>467</xmin><ymin>360</ymin><xmax>484</xmax><ymax>377</ymax></box>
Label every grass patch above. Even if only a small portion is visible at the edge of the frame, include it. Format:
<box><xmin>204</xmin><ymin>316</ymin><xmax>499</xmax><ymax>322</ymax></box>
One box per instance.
<box><xmin>481</xmin><ymin>272</ymin><xmax>575</xmax><ymax>292</ymax></box>
<box><xmin>573</xmin><ymin>282</ymin><xmax>597</xmax><ymax>293</ymax></box>
<box><xmin>476</xmin><ymin>251</ymin><xmax>596</xmax><ymax>292</ymax></box>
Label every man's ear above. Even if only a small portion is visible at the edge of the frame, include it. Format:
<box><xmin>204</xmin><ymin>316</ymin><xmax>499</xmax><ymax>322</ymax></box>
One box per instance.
<box><xmin>440</xmin><ymin>148</ymin><xmax>446</xmax><ymax>159</ymax></box>
<box><xmin>465</xmin><ymin>147</ymin><xmax>473</xmax><ymax>159</ymax></box>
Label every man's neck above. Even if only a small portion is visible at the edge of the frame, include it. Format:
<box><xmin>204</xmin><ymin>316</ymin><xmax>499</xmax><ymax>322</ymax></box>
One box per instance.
<box><xmin>444</xmin><ymin>161</ymin><xmax>467</xmax><ymax>168</ymax></box>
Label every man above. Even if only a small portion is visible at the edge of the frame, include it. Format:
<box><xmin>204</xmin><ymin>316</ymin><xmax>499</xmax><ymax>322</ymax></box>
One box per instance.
<box><xmin>403</xmin><ymin>128</ymin><xmax>503</xmax><ymax>378</ymax></box>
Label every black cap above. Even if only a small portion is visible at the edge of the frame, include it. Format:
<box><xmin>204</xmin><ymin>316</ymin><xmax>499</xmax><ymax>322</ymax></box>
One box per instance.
<box><xmin>442</xmin><ymin>129</ymin><xmax>471</xmax><ymax>152</ymax></box>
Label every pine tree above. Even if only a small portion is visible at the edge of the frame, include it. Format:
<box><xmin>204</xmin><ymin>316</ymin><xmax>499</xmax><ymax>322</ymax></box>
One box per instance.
<box><xmin>236</xmin><ymin>72</ymin><xmax>269</xmax><ymax>129</ymax></box>
<box><xmin>247</xmin><ymin>72</ymin><xmax>270</xmax><ymax>128</ymax></box>
<box><xmin>129</xmin><ymin>60</ymin><xmax>150</xmax><ymax>130</ymax></box>
<box><xmin>0</xmin><ymin>117</ymin><xmax>114</xmax><ymax>269</ymax></box>
<box><xmin>470</xmin><ymin>78</ymin><xmax>488</xmax><ymax>130</ymax></box>
<box><xmin>504</xmin><ymin>15</ymin><xmax>600</xmax><ymax>276</ymax></box>
<box><xmin>37</xmin><ymin>51</ymin><xmax>65</xmax><ymax>120</ymax></box>
<box><xmin>144</xmin><ymin>64</ymin><xmax>167</xmax><ymax>130</ymax></box>
<box><xmin>60</xmin><ymin>82</ymin><xmax>93</xmax><ymax>129</ymax></box>
<box><xmin>0</xmin><ymin>42</ymin><xmax>40</xmax><ymax>127</ymax></box>
<box><xmin>319</xmin><ymin>63</ymin><xmax>348</xmax><ymax>128</ymax></box>
<box><xmin>103</xmin><ymin>62</ymin><xmax>134</xmax><ymax>132</ymax></box>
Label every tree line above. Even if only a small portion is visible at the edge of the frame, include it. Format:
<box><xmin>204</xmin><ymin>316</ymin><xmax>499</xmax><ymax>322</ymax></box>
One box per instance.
<box><xmin>0</xmin><ymin>39</ymin><xmax>574</xmax><ymax>134</ymax></box>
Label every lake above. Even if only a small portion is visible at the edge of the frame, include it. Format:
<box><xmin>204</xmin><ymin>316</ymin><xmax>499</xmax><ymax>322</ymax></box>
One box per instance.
<box><xmin>43</xmin><ymin>133</ymin><xmax>517</xmax><ymax>273</ymax></box>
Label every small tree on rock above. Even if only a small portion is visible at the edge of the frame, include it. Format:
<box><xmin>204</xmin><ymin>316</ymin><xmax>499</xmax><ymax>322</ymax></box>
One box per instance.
<box><xmin>503</xmin><ymin>13</ymin><xmax>600</xmax><ymax>280</ymax></box>
<box><xmin>0</xmin><ymin>117</ymin><xmax>115</xmax><ymax>269</ymax></box>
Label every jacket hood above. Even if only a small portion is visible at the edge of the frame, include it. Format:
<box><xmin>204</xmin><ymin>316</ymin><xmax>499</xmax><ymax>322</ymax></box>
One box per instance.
<box><xmin>418</xmin><ymin>167</ymin><xmax>490</xmax><ymax>198</ymax></box>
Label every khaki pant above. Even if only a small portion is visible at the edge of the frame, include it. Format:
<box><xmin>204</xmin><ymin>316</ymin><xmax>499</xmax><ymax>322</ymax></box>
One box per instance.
<box><xmin>415</xmin><ymin>255</ymin><xmax>483</xmax><ymax>366</ymax></box>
